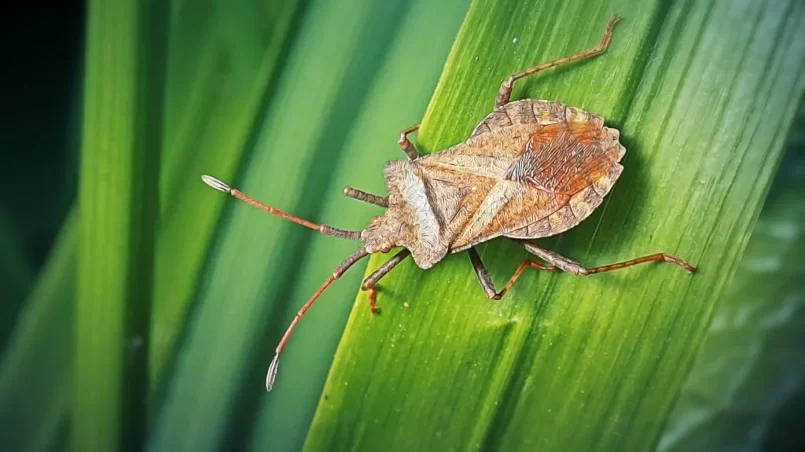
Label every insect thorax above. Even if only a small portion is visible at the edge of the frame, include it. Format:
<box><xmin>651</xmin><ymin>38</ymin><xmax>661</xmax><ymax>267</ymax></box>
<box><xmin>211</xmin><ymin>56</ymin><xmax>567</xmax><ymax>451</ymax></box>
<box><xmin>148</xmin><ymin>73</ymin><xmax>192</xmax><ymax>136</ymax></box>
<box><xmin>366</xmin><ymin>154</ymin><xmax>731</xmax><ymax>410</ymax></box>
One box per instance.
<box><xmin>362</xmin><ymin>160</ymin><xmax>449</xmax><ymax>269</ymax></box>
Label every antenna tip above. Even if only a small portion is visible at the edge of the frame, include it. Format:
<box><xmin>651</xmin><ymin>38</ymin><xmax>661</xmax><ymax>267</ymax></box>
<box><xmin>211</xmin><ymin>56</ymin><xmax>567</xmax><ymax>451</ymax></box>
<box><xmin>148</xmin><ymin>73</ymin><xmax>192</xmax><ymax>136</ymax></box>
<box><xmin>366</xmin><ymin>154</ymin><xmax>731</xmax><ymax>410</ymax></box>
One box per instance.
<box><xmin>266</xmin><ymin>352</ymin><xmax>280</xmax><ymax>392</ymax></box>
<box><xmin>201</xmin><ymin>175</ymin><xmax>231</xmax><ymax>193</ymax></box>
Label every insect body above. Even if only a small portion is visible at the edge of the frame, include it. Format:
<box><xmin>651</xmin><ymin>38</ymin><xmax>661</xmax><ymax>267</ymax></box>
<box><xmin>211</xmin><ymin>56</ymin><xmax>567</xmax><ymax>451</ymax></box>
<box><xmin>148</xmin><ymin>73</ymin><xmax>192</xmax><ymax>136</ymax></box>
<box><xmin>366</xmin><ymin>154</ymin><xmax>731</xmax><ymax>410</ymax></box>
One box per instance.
<box><xmin>202</xmin><ymin>16</ymin><xmax>695</xmax><ymax>392</ymax></box>
<box><xmin>363</xmin><ymin>102</ymin><xmax>625</xmax><ymax>270</ymax></box>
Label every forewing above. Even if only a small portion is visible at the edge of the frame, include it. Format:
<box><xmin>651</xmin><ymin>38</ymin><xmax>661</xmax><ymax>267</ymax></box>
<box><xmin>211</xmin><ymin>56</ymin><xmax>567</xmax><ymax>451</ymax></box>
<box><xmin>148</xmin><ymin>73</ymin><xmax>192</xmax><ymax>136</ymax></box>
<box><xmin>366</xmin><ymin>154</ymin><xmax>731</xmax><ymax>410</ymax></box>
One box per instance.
<box><xmin>425</xmin><ymin>115</ymin><xmax>625</xmax><ymax>251</ymax></box>
<box><xmin>504</xmin><ymin>122</ymin><xmax>621</xmax><ymax>195</ymax></box>
<box><xmin>452</xmin><ymin>121</ymin><xmax>625</xmax><ymax>249</ymax></box>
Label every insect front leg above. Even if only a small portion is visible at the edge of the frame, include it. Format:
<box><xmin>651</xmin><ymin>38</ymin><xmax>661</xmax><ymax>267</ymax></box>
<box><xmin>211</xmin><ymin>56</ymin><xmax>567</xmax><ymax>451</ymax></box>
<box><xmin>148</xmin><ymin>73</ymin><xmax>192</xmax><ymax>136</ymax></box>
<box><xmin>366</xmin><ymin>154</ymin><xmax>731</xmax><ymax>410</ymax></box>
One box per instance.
<box><xmin>361</xmin><ymin>248</ymin><xmax>411</xmax><ymax>314</ymax></box>
<box><xmin>343</xmin><ymin>186</ymin><xmax>389</xmax><ymax>207</ymax></box>
<box><xmin>495</xmin><ymin>15</ymin><xmax>621</xmax><ymax>107</ymax></box>
<box><xmin>468</xmin><ymin>247</ymin><xmax>557</xmax><ymax>300</ymax></box>
<box><xmin>398</xmin><ymin>123</ymin><xmax>421</xmax><ymax>160</ymax></box>
<box><xmin>513</xmin><ymin>239</ymin><xmax>696</xmax><ymax>275</ymax></box>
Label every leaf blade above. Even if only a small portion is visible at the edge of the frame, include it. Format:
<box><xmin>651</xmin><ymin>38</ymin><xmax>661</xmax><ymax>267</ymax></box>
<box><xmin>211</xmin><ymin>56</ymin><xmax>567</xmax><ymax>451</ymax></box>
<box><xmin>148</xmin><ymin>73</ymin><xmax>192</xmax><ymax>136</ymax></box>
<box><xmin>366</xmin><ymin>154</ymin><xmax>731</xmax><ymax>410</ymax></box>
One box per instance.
<box><xmin>659</xmin><ymin>109</ymin><xmax>805</xmax><ymax>452</ymax></box>
<box><xmin>304</xmin><ymin>0</ymin><xmax>805</xmax><ymax>451</ymax></box>
<box><xmin>73</xmin><ymin>0</ymin><xmax>169</xmax><ymax>449</ymax></box>
<box><xmin>0</xmin><ymin>2</ymin><xmax>304</xmax><ymax>450</ymax></box>
<box><xmin>247</xmin><ymin>0</ymin><xmax>470</xmax><ymax>448</ymax></box>
<box><xmin>147</xmin><ymin>1</ymin><xmax>455</xmax><ymax>450</ymax></box>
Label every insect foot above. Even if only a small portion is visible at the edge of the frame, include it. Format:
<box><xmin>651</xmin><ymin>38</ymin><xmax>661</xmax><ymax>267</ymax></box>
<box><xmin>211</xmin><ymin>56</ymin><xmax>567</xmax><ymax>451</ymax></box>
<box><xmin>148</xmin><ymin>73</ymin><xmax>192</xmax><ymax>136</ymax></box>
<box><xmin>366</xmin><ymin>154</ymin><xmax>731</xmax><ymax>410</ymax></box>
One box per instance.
<box><xmin>366</xmin><ymin>287</ymin><xmax>380</xmax><ymax>315</ymax></box>
<box><xmin>360</xmin><ymin>249</ymin><xmax>412</xmax><ymax>315</ymax></box>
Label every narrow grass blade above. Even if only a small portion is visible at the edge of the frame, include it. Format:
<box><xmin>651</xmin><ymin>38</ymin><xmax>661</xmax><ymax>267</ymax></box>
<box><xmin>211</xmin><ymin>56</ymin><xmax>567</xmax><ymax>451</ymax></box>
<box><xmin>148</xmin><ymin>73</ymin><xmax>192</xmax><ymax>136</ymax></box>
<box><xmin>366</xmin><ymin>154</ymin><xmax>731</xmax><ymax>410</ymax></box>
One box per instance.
<box><xmin>0</xmin><ymin>1</ymin><xmax>302</xmax><ymax>450</ymax></box>
<box><xmin>0</xmin><ymin>212</ymin><xmax>76</xmax><ymax>452</ymax></box>
<box><xmin>148</xmin><ymin>1</ymin><xmax>431</xmax><ymax>450</ymax></box>
<box><xmin>304</xmin><ymin>0</ymin><xmax>805</xmax><ymax>451</ymax></box>
<box><xmin>0</xmin><ymin>203</ymin><xmax>35</xmax><ymax>348</ymax></box>
<box><xmin>659</xmin><ymin>108</ymin><xmax>805</xmax><ymax>452</ymax></box>
<box><xmin>247</xmin><ymin>1</ymin><xmax>470</xmax><ymax>450</ymax></box>
<box><xmin>150</xmin><ymin>0</ymin><xmax>304</xmax><ymax>386</ymax></box>
<box><xmin>73</xmin><ymin>0</ymin><xmax>169</xmax><ymax>450</ymax></box>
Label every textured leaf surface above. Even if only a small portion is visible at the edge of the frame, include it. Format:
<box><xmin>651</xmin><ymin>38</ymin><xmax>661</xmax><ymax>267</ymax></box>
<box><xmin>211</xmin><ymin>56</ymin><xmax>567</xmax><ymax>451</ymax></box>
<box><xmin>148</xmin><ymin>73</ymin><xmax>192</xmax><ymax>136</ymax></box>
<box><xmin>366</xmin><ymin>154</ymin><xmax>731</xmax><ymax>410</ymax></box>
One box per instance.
<box><xmin>304</xmin><ymin>0</ymin><xmax>805</xmax><ymax>451</ymax></box>
<box><xmin>151</xmin><ymin>0</ymin><xmax>304</xmax><ymax>384</ymax></box>
<box><xmin>0</xmin><ymin>204</ymin><xmax>35</xmax><ymax>347</ymax></box>
<box><xmin>73</xmin><ymin>0</ymin><xmax>167</xmax><ymax>449</ymax></box>
<box><xmin>659</xmin><ymin>109</ymin><xmax>805</xmax><ymax>452</ymax></box>
<box><xmin>148</xmin><ymin>1</ymin><xmax>469</xmax><ymax>451</ymax></box>
<box><xmin>0</xmin><ymin>1</ymin><xmax>303</xmax><ymax>450</ymax></box>
<box><xmin>0</xmin><ymin>213</ymin><xmax>76</xmax><ymax>452</ymax></box>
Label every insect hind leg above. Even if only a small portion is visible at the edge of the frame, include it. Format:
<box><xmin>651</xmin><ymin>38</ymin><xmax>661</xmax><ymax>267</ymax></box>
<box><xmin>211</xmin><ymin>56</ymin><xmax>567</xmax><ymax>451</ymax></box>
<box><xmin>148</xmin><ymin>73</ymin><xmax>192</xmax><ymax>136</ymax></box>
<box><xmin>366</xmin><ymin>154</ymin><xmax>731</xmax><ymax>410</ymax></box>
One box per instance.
<box><xmin>495</xmin><ymin>15</ymin><xmax>620</xmax><ymax>108</ymax></box>
<box><xmin>468</xmin><ymin>247</ymin><xmax>557</xmax><ymax>300</ymax></box>
<box><xmin>513</xmin><ymin>239</ymin><xmax>696</xmax><ymax>275</ymax></box>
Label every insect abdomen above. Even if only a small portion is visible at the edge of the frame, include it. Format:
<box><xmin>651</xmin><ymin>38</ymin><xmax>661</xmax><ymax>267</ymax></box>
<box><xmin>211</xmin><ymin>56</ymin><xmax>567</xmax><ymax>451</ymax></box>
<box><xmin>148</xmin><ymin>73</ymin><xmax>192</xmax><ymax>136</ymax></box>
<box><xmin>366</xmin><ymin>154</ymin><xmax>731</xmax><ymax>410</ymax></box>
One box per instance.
<box><xmin>505</xmin><ymin>161</ymin><xmax>623</xmax><ymax>240</ymax></box>
<box><xmin>470</xmin><ymin>100</ymin><xmax>604</xmax><ymax>138</ymax></box>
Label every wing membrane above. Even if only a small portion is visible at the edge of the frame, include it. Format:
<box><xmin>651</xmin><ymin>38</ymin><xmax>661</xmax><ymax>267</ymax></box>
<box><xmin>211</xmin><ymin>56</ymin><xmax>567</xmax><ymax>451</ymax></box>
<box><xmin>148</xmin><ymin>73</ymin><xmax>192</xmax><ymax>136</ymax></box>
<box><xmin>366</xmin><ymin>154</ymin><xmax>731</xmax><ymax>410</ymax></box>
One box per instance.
<box><xmin>505</xmin><ymin>122</ymin><xmax>616</xmax><ymax>195</ymax></box>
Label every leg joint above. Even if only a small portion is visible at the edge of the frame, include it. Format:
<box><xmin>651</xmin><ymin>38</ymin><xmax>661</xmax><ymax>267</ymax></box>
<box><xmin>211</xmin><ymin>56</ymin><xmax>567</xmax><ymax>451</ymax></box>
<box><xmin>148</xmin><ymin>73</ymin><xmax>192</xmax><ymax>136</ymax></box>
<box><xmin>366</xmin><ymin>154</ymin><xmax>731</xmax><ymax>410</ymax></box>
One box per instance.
<box><xmin>568</xmin><ymin>265</ymin><xmax>590</xmax><ymax>276</ymax></box>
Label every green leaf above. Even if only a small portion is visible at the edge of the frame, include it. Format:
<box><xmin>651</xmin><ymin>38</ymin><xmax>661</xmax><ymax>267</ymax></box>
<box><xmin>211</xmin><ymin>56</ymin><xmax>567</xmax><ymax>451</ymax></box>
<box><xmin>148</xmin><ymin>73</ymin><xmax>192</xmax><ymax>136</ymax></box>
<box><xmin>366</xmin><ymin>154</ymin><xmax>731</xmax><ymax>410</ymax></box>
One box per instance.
<box><xmin>0</xmin><ymin>202</ymin><xmax>36</xmax><ymax>347</ymax></box>
<box><xmin>0</xmin><ymin>213</ymin><xmax>76</xmax><ymax>452</ymax></box>
<box><xmin>658</xmin><ymin>108</ymin><xmax>805</xmax><ymax>452</ymax></box>
<box><xmin>148</xmin><ymin>1</ymin><xmax>470</xmax><ymax>451</ymax></box>
<box><xmin>0</xmin><ymin>1</ymin><xmax>303</xmax><ymax>450</ymax></box>
<box><xmin>304</xmin><ymin>1</ymin><xmax>805</xmax><ymax>451</ymax></box>
<box><xmin>73</xmin><ymin>0</ymin><xmax>169</xmax><ymax>449</ymax></box>
<box><xmin>248</xmin><ymin>0</ymin><xmax>470</xmax><ymax>449</ymax></box>
<box><xmin>150</xmin><ymin>0</ymin><xmax>304</xmax><ymax>387</ymax></box>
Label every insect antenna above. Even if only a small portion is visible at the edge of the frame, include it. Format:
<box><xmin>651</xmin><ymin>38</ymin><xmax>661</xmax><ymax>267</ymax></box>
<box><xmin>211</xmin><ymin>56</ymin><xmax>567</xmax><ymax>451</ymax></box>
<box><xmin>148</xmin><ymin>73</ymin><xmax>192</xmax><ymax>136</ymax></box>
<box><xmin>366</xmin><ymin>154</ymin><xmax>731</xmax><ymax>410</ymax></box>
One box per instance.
<box><xmin>266</xmin><ymin>247</ymin><xmax>370</xmax><ymax>391</ymax></box>
<box><xmin>201</xmin><ymin>175</ymin><xmax>362</xmax><ymax>240</ymax></box>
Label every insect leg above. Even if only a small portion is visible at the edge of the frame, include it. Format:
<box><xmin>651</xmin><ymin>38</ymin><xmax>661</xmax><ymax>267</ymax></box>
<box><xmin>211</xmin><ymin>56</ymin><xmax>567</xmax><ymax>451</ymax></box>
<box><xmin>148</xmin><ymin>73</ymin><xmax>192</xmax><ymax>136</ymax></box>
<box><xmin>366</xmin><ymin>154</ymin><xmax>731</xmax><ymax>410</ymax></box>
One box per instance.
<box><xmin>343</xmin><ymin>186</ymin><xmax>389</xmax><ymax>208</ymax></box>
<box><xmin>513</xmin><ymin>239</ymin><xmax>696</xmax><ymax>275</ymax></box>
<box><xmin>468</xmin><ymin>247</ymin><xmax>556</xmax><ymax>300</ymax></box>
<box><xmin>398</xmin><ymin>123</ymin><xmax>421</xmax><ymax>160</ymax></box>
<box><xmin>495</xmin><ymin>16</ymin><xmax>621</xmax><ymax>107</ymax></box>
<box><xmin>361</xmin><ymin>248</ymin><xmax>411</xmax><ymax>314</ymax></box>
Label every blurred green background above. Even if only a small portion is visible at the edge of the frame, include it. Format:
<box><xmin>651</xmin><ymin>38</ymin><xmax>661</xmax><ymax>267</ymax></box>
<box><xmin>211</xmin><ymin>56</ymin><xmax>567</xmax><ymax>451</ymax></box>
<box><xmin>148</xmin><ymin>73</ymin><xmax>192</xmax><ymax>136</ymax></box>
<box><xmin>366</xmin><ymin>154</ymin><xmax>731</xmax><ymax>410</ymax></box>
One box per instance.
<box><xmin>0</xmin><ymin>0</ymin><xmax>803</xmax><ymax>451</ymax></box>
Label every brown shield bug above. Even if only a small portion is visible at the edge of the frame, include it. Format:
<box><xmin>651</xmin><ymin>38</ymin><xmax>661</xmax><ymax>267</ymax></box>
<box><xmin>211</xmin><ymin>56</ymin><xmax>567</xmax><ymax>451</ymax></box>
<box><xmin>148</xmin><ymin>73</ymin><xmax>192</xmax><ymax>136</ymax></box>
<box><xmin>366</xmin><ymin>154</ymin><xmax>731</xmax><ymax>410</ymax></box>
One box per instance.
<box><xmin>202</xmin><ymin>16</ymin><xmax>696</xmax><ymax>392</ymax></box>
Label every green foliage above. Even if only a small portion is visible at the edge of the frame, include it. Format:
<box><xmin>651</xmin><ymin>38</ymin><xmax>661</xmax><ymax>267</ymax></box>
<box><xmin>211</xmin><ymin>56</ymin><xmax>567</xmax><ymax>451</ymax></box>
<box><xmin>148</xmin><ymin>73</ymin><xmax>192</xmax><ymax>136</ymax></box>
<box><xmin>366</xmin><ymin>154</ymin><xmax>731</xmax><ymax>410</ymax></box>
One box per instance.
<box><xmin>659</xmin><ymin>108</ymin><xmax>805</xmax><ymax>452</ymax></box>
<box><xmin>73</xmin><ymin>0</ymin><xmax>168</xmax><ymax>449</ymax></box>
<box><xmin>0</xmin><ymin>0</ymin><xmax>468</xmax><ymax>451</ymax></box>
<box><xmin>0</xmin><ymin>213</ymin><xmax>76</xmax><ymax>452</ymax></box>
<box><xmin>0</xmin><ymin>203</ymin><xmax>35</xmax><ymax>346</ymax></box>
<box><xmin>304</xmin><ymin>0</ymin><xmax>805</xmax><ymax>451</ymax></box>
<box><xmin>150</xmin><ymin>1</ymin><xmax>470</xmax><ymax>450</ymax></box>
<box><xmin>2</xmin><ymin>0</ymin><xmax>804</xmax><ymax>451</ymax></box>
<box><xmin>151</xmin><ymin>0</ymin><xmax>303</xmax><ymax>385</ymax></box>
<box><xmin>1</xmin><ymin>0</ymin><xmax>305</xmax><ymax>449</ymax></box>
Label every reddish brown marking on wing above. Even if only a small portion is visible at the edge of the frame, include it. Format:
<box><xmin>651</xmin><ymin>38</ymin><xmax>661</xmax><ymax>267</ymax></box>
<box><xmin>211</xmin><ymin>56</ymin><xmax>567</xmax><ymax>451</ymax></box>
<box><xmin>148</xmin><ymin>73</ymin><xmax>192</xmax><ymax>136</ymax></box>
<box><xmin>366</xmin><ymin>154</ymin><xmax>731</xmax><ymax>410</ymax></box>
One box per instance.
<box><xmin>504</xmin><ymin>122</ymin><xmax>616</xmax><ymax>195</ymax></box>
<box><xmin>451</xmin><ymin>120</ymin><xmax>625</xmax><ymax>248</ymax></box>
<box><xmin>426</xmin><ymin>107</ymin><xmax>625</xmax><ymax>252</ymax></box>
